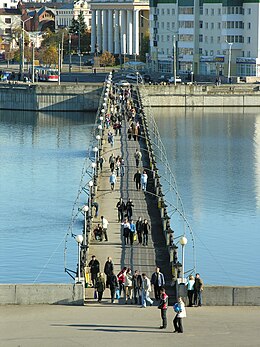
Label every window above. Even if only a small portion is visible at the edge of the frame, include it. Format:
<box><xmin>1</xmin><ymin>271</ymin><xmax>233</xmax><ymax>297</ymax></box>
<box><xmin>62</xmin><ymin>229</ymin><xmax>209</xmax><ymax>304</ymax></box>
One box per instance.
<box><xmin>211</xmin><ymin>23</ymin><xmax>214</xmax><ymax>29</ymax></box>
<box><xmin>211</xmin><ymin>9</ymin><xmax>214</xmax><ymax>15</ymax></box>
<box><xmin>161</xmin><ymin>22</ymin><xmax>164</xmax><ymax>29</ymax></box>
<box><xmin>218</xmin><ymin>23</ymin><xmax>221</xmax><ymax>29</ymax></box>
<box><xmin>199</xmin><ymin>34</ymin><xmax>203</xmax><ymax>42</ymax></box>
<box><xmin>205</xmin><ymin>22</ymin><xmax>208</xmax><ymax>29</ymax></box>
<box><xmin>218</xmin><ymin>8</ymin><xmax>221</xmax><ymax>15</ymax></box>
<box><xmin>172</xmin><ymin>9</ymin><xmax>175</xmax><ymax>15</ymax></box>
<box><xmin>5</xmin><ymin>28</ymin><xmax>11</xmax><ymax>34</ymax></box>
<box><xmin>242</xmin><ymin>51</ymin><xmax>244</xmax><ymax>57</ymax></box>
<box><xmin>205</xmin><ymin>36</ymin><xmax>208</xmax><ymax>43</ymax></box>
<box><xmin>248</xmin><ymin>23</ymin><xmax>251</xmax><ymax>29</ymax></box>
<box><xmin>5</xmin><ymin>18</ymin><xmax>11</xmax><ymax>24</ymax></box>
<box><xmin>210</xmin><ymin>50</ymin><xmax>214</xmax><ymax>56</ymax></box>
<box><xmin>205</xmin><ymin>8</ymin><xmax>208</xmax><ymax>15</ymax></box>
<box><xmin>199</xmin><ymin>21</ymin><xmax>203</xmax><ymax>29</ymax></box>
<box><xmin>172</xmin><ymin>22</ymin><xmax>175</xmax><ymax>29</ymax></box>
<box><xmin>162</xmin><ymin>9</ymin><xmax>164</xmax><ymax>15</ymax></box>
<box><xmin>167</xmin><ymin>9</ymin><xmax>170</xmax><ymax>15</ymax></box>
<box><xmin>247</xmin><ymin>37</ymin><xmax>251</xmax><ymax>44</ymax></box>
<box><xmin>200</xmin><ymin>6</ymin><xmax>203</xmax><ymax>15</ymax></box>
<box><xmin>167</xmin><ymin>35</ymin><xmax>170</xmax><ymax>42</ymax></box>
<box><xmin>248</xmin><ymin>8</ymin><xmax>251</xmax><ymax>15</ymax></box>
<box><xmin>199</xmin><ymin>48</ymin><xmax>202</xmax><ymax>54</ymax></box>
<box><xmin>217</xmin><ymin>36</ymin><xmax>220</xmax><ymax>43</ymax></box>
<box><xmin>167</xmin><ymin>22</ymin><xmax>170</xmax><ymax>29</ymax></box>
<box><xmin>210</xmin><ymin>36</ymin><xmax>213</xmax><ymax>43</ymax></box>
<box><xmin>247</xmin><ymin>51</ymin><xmax>251</xmax><ymax>57</ymax></box>
<box><xmin>205</xmin><ymin>50</ymin><xmax>208</xmax><ymax>56</ymax></box>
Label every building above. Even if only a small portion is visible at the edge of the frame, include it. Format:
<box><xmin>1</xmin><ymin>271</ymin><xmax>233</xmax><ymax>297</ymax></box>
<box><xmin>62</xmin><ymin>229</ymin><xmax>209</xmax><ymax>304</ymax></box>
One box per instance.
<box><xmin>0</xmin><ymin>8</ymin><xmax>21</xmax><ymax>54</ymax></box>
<box><xmin>90</xmin><ymin>0</ymin><xmax>149</xmax><ymax>57</ymax></box>
<box><xmin>0</xmin><ymin>0</ymin><xmax>19</xmax><ymax>9</ymax></box>
<box><xmin>55</xmin><ymin>1</ymin><xmax>91</xmax><ymax>30</ymax></box>
<box><xmin>150</xmin><ymin>0</ymin><xmax>260</xmax><ymax>78</ymax></box>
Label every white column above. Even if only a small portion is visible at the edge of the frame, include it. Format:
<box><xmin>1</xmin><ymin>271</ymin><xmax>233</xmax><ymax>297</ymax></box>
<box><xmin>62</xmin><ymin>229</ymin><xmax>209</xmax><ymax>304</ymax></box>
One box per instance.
<box><xmin>108</xmin><ymin>10</ymin><xmax>113</xmax><ymax>53</ymax></box>
<box><xmin>127</xmin><ymin>10</ymin><xmax>133</xmax><ymax>55</ymax></box>
<box><xmin>114</xmin><ymin>10</ymin><xmax>120</xmax><ymax>54</ymax></box>
<box><xmin>121</xmin><ymin>10</ymin><xmax>127</xmax><ymax>56</ymax></box>
<box><xmin>102</xmin><ymin>10</ymin><xmax>108</xmax><ymax>52</ymax></box>
<box><xmin>133</xmin><ymin>9</ymin><xmax>140</xmax><ymax>55</ymax></box>
<box><xmin>91</xmin><ymin>9</ymin><xmax>96</xmax><ymax>54</ymax></box>
<box><xmin>97</xmin><ymin>10</ymin><xmax>102</xmax><ymax>53</ymax></box>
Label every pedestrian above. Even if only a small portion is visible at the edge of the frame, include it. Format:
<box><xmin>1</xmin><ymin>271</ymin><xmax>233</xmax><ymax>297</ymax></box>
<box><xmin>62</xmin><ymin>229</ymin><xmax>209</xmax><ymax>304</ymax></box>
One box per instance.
<box><xmin>141</xmin><ymin>273</ymin><xmax>153</xmax><ymax>307</ymax></box>
<box><xmin>93</xmin><ymin>223</ymin><xmax>103</xmax><ymax>241</ymax></box>
<box><xmin>126</xmin><ymin>198</ymin><xmax>134</xmax><ymax>220</ymax></box>
<box><xmin>186</xmin><ymin>275</ymin><xmax>195</xmax><ymax>307</ymax></box>
<box><xmin>158</xmin><ymin>288</ymin><xmax>168</xmax><ymax>329</ymax></box>
<box><xmin>109</xmin><ymin>171</ymin><xmax>117</xmax><ymax>190</ymax></box>
<box><xmin>88</xmin><ymin>255</ymin><xmax>100</xmax><ymax>287</ymax></box>
<box><xmin>95</xmin><ymin>272</ymin><xmax>106</xmax><ymax>303</ymax></box>
<box><xmin>120</xmin><ymin>157</ymin><xmax>125</xmax><ymax>176</ymax></box>
<box><xmin>122</xmin><ymin>217</ymin><xmax>130</xmax><ymax>245</ymax></box>
<box><xmin>141</xmin><ymin>170</ymin><xmax>148</xmax><ymax>191</ymax></box>
<box><xmin>151</xmin><ymin>267</ymin><xmax>165</xmax><ymax>301</ymax></box>
<box><xmin>142</xmin><ymin>219</ymin><xmax>150</xmax><ymax>246</ymax></box>
<box><xmin>104</xmin><ymin>256</ymin><xmax>114</xmax><ymax>288</ymax></box>
<box><xmin>173</xmin><ymin>296</ymin><xmax>186</xmax><ymax>333</ymax></box>
<box><xmin>116</xmin><ymin>197</ymin><xmax>125</xmax><ymax>222</ymax></box>
<box><xmin>101</xmin><ymin>215</ymin><xmax>109</xmax><ymax>241</ymax></box>
<box><xmin>129</xmin><ymin>219</ymin><xmax>136</xmax><ymax>246</ymax></box>
<box><xmin>125</xmin><ymin>268</ymin><xmax>133</xmax><ymax>304</ymax></box>
<box><xmin>99</xmin><ymin>156</ymin><xmax>104</xmax><ymax>171</ymax></box>
<box><xmin>127</xmin><ymin>126</ymin><xmax>132</xmax><ymax>140</ymax></box>
<box><xmin>134</xmin><ymin>149</ymin><xmax>142</xmax><ymax>168</ymax></box>
<box><xmin>115</xmin><ymin>158</ymin><xmax>121</xmax><ymax>177</ymax></box>
<box><xmin>135</xmin><ymin>217</ymin><xmax>143</xmax><ymax>244</ymax></box>
<box><xmin>132</xmin><ymin>270</ymin><xmax>142</xmax><ymax>305</ymax></box>
<box><xmin>110</xmin><ymin>271</ymin><xmax>119</xmax><ymax>304</ymax></box>
<box><xmin>117</xmin><ymin>267</ymin><xmax>127</xmax><ymax>296</ymax></box>
<box><xmin>92</xmin><ymin>200</ymin><xmax>99</xmax><ymax>217</ymax></box>
<box><xmin>194</xmin><ymin>273</ymin><xmax>204</xmax><ymax>307</ymax></box>
<box><xmin>109</xmin><ymin>153</ymin><xmax>115</xmax><ymax>172</ymax></box>
<box><xmin>134</xmin><ymin>170</ymin><xmax>141</xmax><ymax>190</ymax></box>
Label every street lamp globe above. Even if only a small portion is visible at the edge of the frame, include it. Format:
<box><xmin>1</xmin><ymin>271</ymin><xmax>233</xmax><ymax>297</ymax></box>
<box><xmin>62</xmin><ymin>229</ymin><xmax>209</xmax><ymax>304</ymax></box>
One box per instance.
<box><xmin>180</xmin><ymin>236</ymin><xmax>188</xmax><ymax>246</ymax></box>
<box><xmin>101</xmin><ymin>109</ymin><xmax>105</xmax><ymax>114</ymax></box>
<box><xmin>102</xmin><ymin>102</ymin><xmax>106</xmax><ymax>107</ymax></box>
<box><xmin>82</xmin><ymin>205</ymin><xmax>89</xmax><ymax>212</ymax></box>
<box><xmin>75</xmin><ymin>234</ymin><xmax>83</xmax><ymax>244</ymax></box>
<box><xmin>98</xmin><ymin>124</ymin><xmax>102</xmax><ymax>130</ymax></box>
<box><xmin>104</xmin><ymin>97</ymin><xmax>107</xmax><ymax>102</ymax></box>
<box><xmin>99</xmin><ymin>116</ymin><xmax>104</xmax><ymax>122</ymax></box>
<box><xmin>96</xmin><ymin>135</ymin><xmax>101</xmax><ymax>140</ymax></box>
<box><xmin>91</xmin><ymin>162</ymin><xmax>97</xmax><ymax>168</ymax></box>
<box><xmin>93</xmin><ymin>146</ymin><xmax>98</xmax><ymax>153</ymax></box>
<box><xmin>88</xmin><ymin>180</ymin><xmax>94</xmax><ymax>187</ymax></box>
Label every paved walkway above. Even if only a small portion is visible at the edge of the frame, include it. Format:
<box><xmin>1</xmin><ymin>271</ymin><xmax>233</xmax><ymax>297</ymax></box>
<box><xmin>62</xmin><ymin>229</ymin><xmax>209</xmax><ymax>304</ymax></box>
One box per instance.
<box><xmin>86</xmin><ymin>87</ymin><xmax>171</xmax><ymax>301</ymax></box>
<box><xmin>1</xmin><ymin>304</ymin><xmax>260</xmax><ymax>347</ymax></box>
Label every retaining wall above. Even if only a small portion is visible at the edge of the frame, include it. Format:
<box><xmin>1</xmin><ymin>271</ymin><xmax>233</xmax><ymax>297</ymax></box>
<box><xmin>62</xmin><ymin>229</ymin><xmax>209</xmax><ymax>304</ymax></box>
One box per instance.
<box><xmin>0</xmin><ymin>284</ymin><xmax>84</xmax><ymax>305</ymax></box>
<box><xmin>0</xmin><ymin>83</ymin><xmax>102</xmax><ymax>111</ymax></box>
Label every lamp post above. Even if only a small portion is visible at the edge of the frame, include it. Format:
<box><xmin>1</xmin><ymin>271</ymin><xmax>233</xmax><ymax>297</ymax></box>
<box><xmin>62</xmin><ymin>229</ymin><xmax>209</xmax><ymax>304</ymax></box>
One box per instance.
<box><xmin>21</xmin><ymin>17</ymin><xmax>32</xmax><ymax>79</ymax></box>
<box><xmin>88</xmin><ymin>180</ymin><xmax>94</xmax><ymax>218</ymax></box>
<box><xmin>180</xmin><ymin>236</ymin><xmax>188</xmax><ymax>283</ymax></box>
<box><xmin>75</xmin><ymin>234</ymin><xmax>83</xmax><ymax>282</ymax></box>
<box><xmin>69</xmin><ymin>33</ymin><xmax>72</xmax><ymax>73</ymax></box>
<box><xmin>82</xmin><ymin>205</ymin><xmax>89</xmax><ymax>246</ymax></box>
<box><xmin>226</xmin><ymin>40</ymin><xmax>233</xmax><ymax>83</ymax></box>
<box><xmin>173</xmin><ymin>34</ymin><xmax>177</xmax><ymax>86</ymax></box>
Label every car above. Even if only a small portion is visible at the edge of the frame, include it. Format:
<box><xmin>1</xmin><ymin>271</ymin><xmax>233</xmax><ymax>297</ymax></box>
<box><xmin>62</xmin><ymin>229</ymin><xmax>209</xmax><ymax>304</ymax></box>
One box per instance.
<box><xmin>143</xmin><ymin>74</ymin><xmax>152</xmax><ymax>82</ymax></box>
<box><xmin>125</xmin><ymin>72</ymin><xmax>143</xmax><ymax>83</ymax></box>
<box><xmin>84</xmin><ymin>59</ymin><xmax>94</xmax><ymax>66</ymax></box>
<box><xmin>168</xmin><ymin>76</ymin><xmax>182</xmax><ymax>83</ymax></box>
<box><xmin>116</xmin><ymin>80</ymin><xmax>131</xmax><ymax>88</ymax></box>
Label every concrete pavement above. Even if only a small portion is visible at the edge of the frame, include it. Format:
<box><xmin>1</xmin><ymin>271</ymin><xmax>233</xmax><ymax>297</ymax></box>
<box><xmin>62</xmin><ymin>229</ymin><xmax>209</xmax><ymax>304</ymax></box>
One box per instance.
<box><xmin>1</xmin><ymin>303</ymin><xmax>260</xmax><ymax>347</ymax></box>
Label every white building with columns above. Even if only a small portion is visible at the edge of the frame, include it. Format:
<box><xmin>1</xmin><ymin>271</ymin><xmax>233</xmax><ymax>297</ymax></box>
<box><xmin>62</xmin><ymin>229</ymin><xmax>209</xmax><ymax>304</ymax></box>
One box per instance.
<box><xmin>90</xmin><ymin>0</ymin><xmax>149</xmax><ymax>57</ymax></box>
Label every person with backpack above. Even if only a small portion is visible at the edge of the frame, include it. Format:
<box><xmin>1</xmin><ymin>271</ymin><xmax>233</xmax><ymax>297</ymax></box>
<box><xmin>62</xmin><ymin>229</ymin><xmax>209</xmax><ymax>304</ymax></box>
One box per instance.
<box><xmin>173</xmin><ymin>296</ymin><xmax>186</xmax><ymax>333</ymax></box>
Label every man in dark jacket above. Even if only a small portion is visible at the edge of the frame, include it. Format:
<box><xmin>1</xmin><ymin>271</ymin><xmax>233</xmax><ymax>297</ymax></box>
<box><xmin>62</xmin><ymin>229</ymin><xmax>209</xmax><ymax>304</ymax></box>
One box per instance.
<box><xmin>104</xmin><ymin>256</ymin><xmax>114</xmax><ymax>288</ymax></box>
<box><xmin>88</xmin><ymin>255</ymin><xmax>100</xmax><ymax>287</ymax></box>
<box><xmin>194</xmin><ymin>273</ymin><xmax>204</xmax><ymax>307</ymax></box>
<box><xmin>132</xmin><ymin>270</ymin><xmax>143</xmax><ymax>304</ymax></box>
<box><xmin>109</xmin><ymin>271</ymin><xmax>119</xmax><ymax>304</ymax></box>
<box><xmin>133</xmin><ymin>170</ymin><xmax>141</xmax><ymax>190</ymax></box>
<box><xmin>116</xmin><ymin>198</ymin><xmax>125</xmax><ymax>222</ymax></box>
<box><xmin>151</xmin><ymin>267</ymin><xmax>165</xmax><ymax>300</ymax></box>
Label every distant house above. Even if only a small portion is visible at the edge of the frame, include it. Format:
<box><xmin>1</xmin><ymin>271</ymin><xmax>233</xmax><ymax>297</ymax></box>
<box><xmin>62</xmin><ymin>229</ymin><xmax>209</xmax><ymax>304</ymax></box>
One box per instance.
<box><xmin>0</xmin><ymin>8</ymin><xmax>21</xmax><ymax>54</ymax></box>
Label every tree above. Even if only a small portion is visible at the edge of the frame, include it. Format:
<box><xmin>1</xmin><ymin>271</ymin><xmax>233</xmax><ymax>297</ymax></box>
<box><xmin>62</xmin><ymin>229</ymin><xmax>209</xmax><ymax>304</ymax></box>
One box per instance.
<box><xmin>39</xmin><ymin>45</ymin><xmax>58</xmax><ymax>66</ymax></box>
<box><xmin>139</xmin><ymin>32</ymin><xmax>150</xmax><ymax>62</ymax></box>
<box><xmin>99</xmin><ymin>51</ymin><xmax>115</xmax><ymax>67</ymax></box>
<box><xmin>69</xmin><ymin>11</ymin><xmax>86</xmax><ymax>35</ymax></box>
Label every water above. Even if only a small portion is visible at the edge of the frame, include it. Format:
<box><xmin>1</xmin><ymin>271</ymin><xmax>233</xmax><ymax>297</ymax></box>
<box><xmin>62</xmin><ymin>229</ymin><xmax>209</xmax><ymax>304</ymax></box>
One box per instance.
<box><xmin>0</xmin><ymin>108</ymin><xmax>259</xmax><ymax>285</ymax></box>
<box><xmin>0</xmin><ymin>110</ymin><xmax>95</xmax><ymax>283</ymax></box>
<box><xmin>153</xmin><ymin>107</ymin><xmax>260</xmax><ymax>286</ymax></box>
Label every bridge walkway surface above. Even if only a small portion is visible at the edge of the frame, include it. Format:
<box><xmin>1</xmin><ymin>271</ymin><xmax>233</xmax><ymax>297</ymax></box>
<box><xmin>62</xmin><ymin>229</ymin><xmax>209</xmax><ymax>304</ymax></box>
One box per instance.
<box><xmin>85</xmin><ymin>86</ymin><xmax>172</xmax><ymax>303</ymax></box>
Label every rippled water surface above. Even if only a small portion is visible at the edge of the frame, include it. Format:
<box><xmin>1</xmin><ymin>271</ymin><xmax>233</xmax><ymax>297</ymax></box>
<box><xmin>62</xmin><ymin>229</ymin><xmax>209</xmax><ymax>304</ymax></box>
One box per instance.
<box><xmin>154</xmin><ymin>107</ymin><xmax>260</xmax><ymax>285</ymax></box>
<box><xmin>1</xmin><ymin>107</ymin><xmax>259</xmax><ymax>285</ymax></box>
<box><xmin>0</xmin><ymin>111</ymin><xmax>95</xmax><ymax>283</ymax></box>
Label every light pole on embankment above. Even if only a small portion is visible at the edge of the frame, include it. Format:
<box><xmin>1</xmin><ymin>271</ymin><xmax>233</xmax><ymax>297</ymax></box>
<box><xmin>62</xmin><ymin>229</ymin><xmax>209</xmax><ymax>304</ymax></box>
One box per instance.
<box><xmin>180</xmin><ymin>236</ymin><xmax>188</xmax><ymax>283</ymax></box>
<box><xmin>75</xmin><ymin>234</ymin><xmax>83</xmax><ymax>283</ymax></box>
<box><xmin>82</xmin><ymin>205</ymin><xmax>89</xmax><ymax>246</ymax></box>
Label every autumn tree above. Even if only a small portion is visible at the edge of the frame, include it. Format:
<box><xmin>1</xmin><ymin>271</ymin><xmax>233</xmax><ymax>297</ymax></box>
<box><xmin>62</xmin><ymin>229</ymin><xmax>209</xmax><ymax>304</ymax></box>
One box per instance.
<box><xmin>39</xmin><ymin>45</ymin><xmax>58</xmax><ymax>66</ymax></box>
<box><xmin>100</xmin><ymin>51</ymin><xmax>115</xmax><ymax>67</ymax></box>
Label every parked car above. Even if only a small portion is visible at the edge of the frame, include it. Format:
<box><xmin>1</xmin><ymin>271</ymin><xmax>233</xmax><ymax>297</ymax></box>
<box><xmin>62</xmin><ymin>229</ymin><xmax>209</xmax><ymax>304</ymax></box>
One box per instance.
<box><xmin>125</xmin><ymin>72</ymin><xmax>143</xmax><ymax>83</ymax></box>
<box><xmin>84</xmin><ymin>59</ymin><xmax>94</xmax><ymax>66</ymax></box>
<box><xmin>116</xmin><ymin>80</ymin><xmax>131</xmax><ymax>88</ymax></box>
<box><xmin>168</xmin><ymin>76</ymin><xmax>182</xmax><ymax>83</ymax></box>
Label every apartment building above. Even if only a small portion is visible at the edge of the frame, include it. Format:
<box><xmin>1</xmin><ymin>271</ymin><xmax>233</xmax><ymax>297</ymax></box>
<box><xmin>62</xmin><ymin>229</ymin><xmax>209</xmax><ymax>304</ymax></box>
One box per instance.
<box><xmin>150</xmin><ymin>0</ymin><xmax>260</xmax><ymax>77</ymax></box>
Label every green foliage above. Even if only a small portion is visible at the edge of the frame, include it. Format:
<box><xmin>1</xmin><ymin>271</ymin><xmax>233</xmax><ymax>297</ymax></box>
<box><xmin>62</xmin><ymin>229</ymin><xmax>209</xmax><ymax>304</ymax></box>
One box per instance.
<box><xmin>69</xmin><ymin>11</ymin><xmax>86</xmax><ymax>35</ymax></box>
<box><xmin>140</xmin><ymin>33</ymin><xmax>150</xmax><ymax>62</ymax></box>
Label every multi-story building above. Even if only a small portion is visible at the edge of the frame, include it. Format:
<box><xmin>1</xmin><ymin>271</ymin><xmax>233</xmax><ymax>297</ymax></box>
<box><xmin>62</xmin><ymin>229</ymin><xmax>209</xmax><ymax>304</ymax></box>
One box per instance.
<box><xmin>0</xmin><ymin>0</ymin><xmax>19</xmax><ymax>9</ymax></box>
<box><xmin>0</xmin><ymin>8</ymin><xmax>21</xmax><ymax>53</ymax></box>
<box><xmin>90</xmin><ymin>0</ymin><xmax>149</xmax><ymax>56</ymax></box>
<box><xmin>150</xmin><ymin>0</ymin><xmax>260</xmax><ymax>78</ymax></box>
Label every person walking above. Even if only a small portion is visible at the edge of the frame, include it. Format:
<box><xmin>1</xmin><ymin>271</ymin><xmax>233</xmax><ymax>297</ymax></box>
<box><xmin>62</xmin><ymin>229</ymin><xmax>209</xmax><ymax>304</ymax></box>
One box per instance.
<box><xmin>134</xmin><ymin>149</ymin><xmax>142</xmax><ymax>168</ymax></box>
<box><xmin>158</xmin><ymin>288</ymin><xmax>168</xmax><ymax>329</ymax></box>
<box><xmin>120</xmin><ymin>157</ymin><xmax>125</xmax><ymax>176</ymax></box>
<box><xmin>135</xmin><ymin>217</ymin><xmax>143</xmax><ymax>244</ymax></box>
<box><xmin>109</xmin><ymin>171</ymin><xmax>117</xmax><ymax>190</ymax></box>
<box><xmin>141</xmin><ymin>273</ymin><xmax>153</xmax><ymax>308</ymax></box>
<box><xmin>124</xmin><ymin>268</ymin><xmax>133</xmax><ymax>304</ymax></box>
<box><xmin>110</xmin><ymin>271</ymin><xmax>119</xmax><ymax>304</ymax></box>
<box><xmin>126</xmin><ymin>198</ymin><xmax>134</xmax><ymax>220</ymax></box>
<box><xmin>151</xmin><ymin>267</ymin><xmax>165</xmax><ymax>301</ymax></box>
<box><xmin>95</xmin><ymin>272</ymin><xmax>106</xmax><ymax>303</ymax></box>
<box><xmin>88</xmin><ymin>255</ymin><xmax>100</xmax><ymax>287</ymax></box>
<box><xmin>132</xmin><ymin>270</ymin><xmax>142</xmax><ymax>305</ymax></box>
<box><xmin>98</xmin><ymin>156</ymin><xmax>105</xmax><ymax>172</ymax></box>
<box><xmin>101</xmin><ymin>215</ymin><xmax>109</xmax><ymax>241</ymax></box>
<box><xmin>109</xmin><ymin>153</ymin><xmax>115</xmax><ymax>172</ymax></box>
<box><xmin>142</xmin><ymin>219</ymin><xmax>150</xmax><ymax>246</ymax></box>
<box><xmin>141</xmin><ymin>170</ymin><xmax>148</xmax><ymax>191</ymax></box>
<box><xmin>116</xmin><ymin>198</ymin><xmax>125</xmax><ymax>223</ymax></box>
<box><xmin>134</xmin><ymin>170</ymin><xmax>141</xmax><ymax>190</ymax></box>
<box><xmin>187</xmin><ymin>274</ymin><xmax>195</xmax><ymax>307</ymax></box>
<box><xmin>129</xmin><ymin>219</ymin><xmax>136</xmax><ymax>246</ymax></box>
<box><xmin>122</xmin><ymin>218</ymin><xmax>130</xmax><ymax>245</ymax></box>
<box><xmin>173</xmin><ymin>297</ymin><xmax>186</xmax><ymax>333</ymax></box>
<box><xmin>117</xmin><ymin>267</ymin><xmax>127</xmax><ymax>296</ymax></box>
<box><xmin>194</xmin><ymin>273</ymin><xmax>204</xmax><ymax>307</ymax></box>
<box><xmin>104</xmin><ymin>256</ymin><xmax>114</xmax><ymax>288</ymax></box>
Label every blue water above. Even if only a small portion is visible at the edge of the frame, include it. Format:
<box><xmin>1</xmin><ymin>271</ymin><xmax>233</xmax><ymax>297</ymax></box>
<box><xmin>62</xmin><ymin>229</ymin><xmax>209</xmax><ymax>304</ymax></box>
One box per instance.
<box><xmin>1</xmin><ymin>107</ymin><xmax>260</xmax><ymax>285</ymax></box>
<box><xmin>0</xmin><ymin>111</ymin><xmax>95</xmax><ymax>283</ymax></box>
<box><xmin>154</xmin><ymin>107</ymin><xmax>260</xmax><ymax>286</ymax></box>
